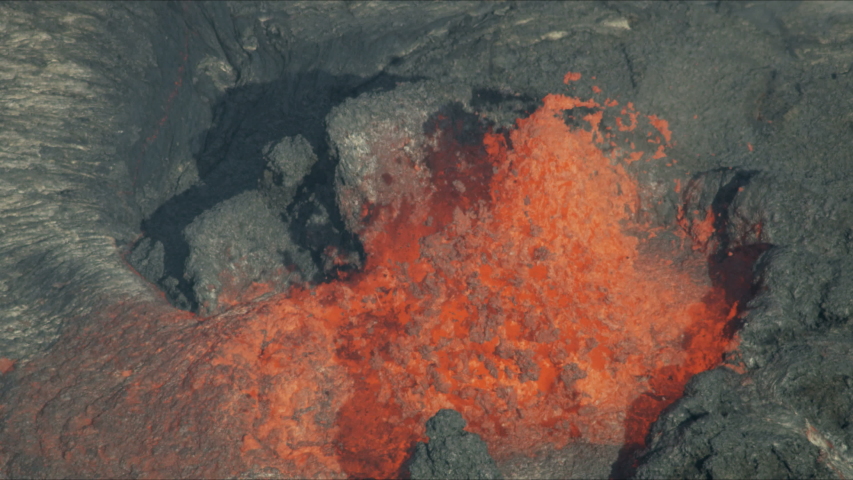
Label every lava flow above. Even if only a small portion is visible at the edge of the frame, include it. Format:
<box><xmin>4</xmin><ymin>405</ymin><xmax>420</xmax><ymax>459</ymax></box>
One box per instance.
<box><xmin>2</xmin><ymin>82</ymin><xmax>750</xmax><ymax>480</ymax></box>
<box><xmin>213</xmin><ymin>91</ymin><xmax>742</xmax><ymax>476</ymax></box>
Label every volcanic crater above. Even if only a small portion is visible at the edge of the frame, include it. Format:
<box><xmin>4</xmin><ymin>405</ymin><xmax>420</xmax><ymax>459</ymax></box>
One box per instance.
<box><xmin>2</xmin><ymin>3</ymin><xmax>852</xmax><ymax>480</ymax></box>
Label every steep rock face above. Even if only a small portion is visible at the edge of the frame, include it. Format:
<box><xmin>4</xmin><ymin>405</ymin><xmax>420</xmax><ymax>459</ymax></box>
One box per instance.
<box><xmin>0</xmin><ymin>2</ymin><xmax>170</xmax><ymax>363</ymax></box>
<box><xmin>1</xmin><ymin>2</ymin><xmax>853</xmax><ymax>479</ymax></box>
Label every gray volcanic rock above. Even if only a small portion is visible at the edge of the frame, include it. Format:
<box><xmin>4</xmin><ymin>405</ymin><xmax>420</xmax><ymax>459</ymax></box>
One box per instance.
<box><xmin>327</xmin><ymin>80</ymin><xmax>471</xmax><ymax>232</ymax></box>
<box><xmin>0</xmin><ymin>2</ymin><xmax>185</xmax><ymax>362</ymax></box>
<box><xmin>498</xmin><ymin>443</ymin><xmax>622</xmax><ymax>480</ymax></box>
<box><xmin>636</xmin><ymin>333</ymin><xmax>853</xmax><ymax>479</ymax></box>
<box><xmin>183</xmin><ymin>190</ymin><xmax>316</xmax><ymax>317</ymax></box>
<box><xmin>259</xmin><ymin>135</ymin><xmax>317</xmax><ymax>212</ymax></box>
<box><xmin>409</xmin><ymin>409</ymin><xmax>501</xmax><ymax>480</ymax></box>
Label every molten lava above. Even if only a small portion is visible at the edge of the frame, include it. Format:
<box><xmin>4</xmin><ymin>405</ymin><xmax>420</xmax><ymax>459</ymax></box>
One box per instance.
<box><xmin>211</xmin><ymin>90</ymin><xmax>740</xmax><ymax>477</ymax></box>
<box><xmin>3</xmin><ymin>82</ymin><xmax>748</xmax><ymax>480</ymax></box>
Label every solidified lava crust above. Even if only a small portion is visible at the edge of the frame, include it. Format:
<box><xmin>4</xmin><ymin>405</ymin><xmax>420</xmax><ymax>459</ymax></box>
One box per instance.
<box><xmin>1</xmin><ymin>85</ymin><xmax>762</xmax><ymax>479</ymax></box>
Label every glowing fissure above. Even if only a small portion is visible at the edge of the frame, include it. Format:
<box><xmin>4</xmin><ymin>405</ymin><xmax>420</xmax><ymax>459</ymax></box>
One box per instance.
<box><xmin>212</xmin><ymin>89</ymin><xmax>738</xmax><ymax>478</ymax></box>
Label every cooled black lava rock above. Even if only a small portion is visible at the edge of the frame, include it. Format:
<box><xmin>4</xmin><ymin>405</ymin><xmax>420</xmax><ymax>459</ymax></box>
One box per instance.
<box><xmin>636</xmin><ymin>334</ymin><xmax>853</xmax><ymax>479</ymax></box>
<box><xmin>409</xmin><ymin>409</ymin><xmax>501</xmax><ymax>480</ymax></box>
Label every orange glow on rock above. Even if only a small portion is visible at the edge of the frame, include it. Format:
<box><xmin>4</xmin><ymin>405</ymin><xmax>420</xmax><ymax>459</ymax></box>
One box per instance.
<box><xmin>563</xmin><ymin>71</ymin><xmax>582</xmax><ymax>84</ymax></box>
<box><xmin>204</xmin><ymin>88</ymin><xmax>741</xmax><ymax>477</ymax></box>
<box><xmin>0</xmin><ymin>358</ymin><xmax>14</xmax><ymax>375</ymax></box>
<box><xmin>647</xmin><ymin>114</ymin><xmax>673</xmax><ymax>144</ymax></box>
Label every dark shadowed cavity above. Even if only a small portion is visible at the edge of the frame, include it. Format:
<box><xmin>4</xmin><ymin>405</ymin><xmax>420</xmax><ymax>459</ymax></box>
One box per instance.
<box><xmin>130</xmin><ymin>71</ymin><xmax>419</xmax><ymax>312</ymax></box>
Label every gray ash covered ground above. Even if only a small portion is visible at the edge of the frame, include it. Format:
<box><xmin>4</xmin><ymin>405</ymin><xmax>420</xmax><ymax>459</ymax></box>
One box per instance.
<box><xmin>1</xmin><ymin>1</ymin><xmax>852</xmax><ymax>478</ymax></box>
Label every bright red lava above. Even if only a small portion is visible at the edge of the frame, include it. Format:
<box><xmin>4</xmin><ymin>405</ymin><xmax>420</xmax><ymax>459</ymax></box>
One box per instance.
<box><xmin>2</xmin><ymin>82</ymin><xmax>750</xmax><ymax>480</ymax></box>
<box><xmin>212</xmin><ymin>91</ymin><xmax>741</xmax><ymax>477</ymax></box>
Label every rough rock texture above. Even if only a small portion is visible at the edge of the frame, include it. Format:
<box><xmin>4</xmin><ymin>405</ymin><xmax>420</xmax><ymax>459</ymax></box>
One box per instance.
<box><xmin>409</xmin><ymin>409</ymin><xmax>500</xmax><ymax>480</ymax></box>
<box><xmin>1</xmin><ymin>1</ymin><xmax>852</xmax><ymax>479</ymax></box>
<box><xmin>259</xmin><ymin>135</ymin><xmax>317</xmax><ymax>213</ymax></box>
<box><xmin>183</xmin><ymin>190</ymin><xmax>315</xmax><ymax>316</ymax></box>
<box><xmin>328</xmin><ymin>81</ymin><xmax>471</xmax><ymax>232</ymax></box>
<box><xmin>498</xmin><ymin>443</ymin><xmax>622</xmax><ymax>480</ymax></box>
<box><xmin>0</xmin><ymin>2</ymin><xmax>166</xmax><ymax>364</ymax></box>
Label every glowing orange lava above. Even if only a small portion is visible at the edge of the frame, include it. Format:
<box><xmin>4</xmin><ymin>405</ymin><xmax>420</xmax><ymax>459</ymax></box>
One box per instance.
<box><xmin>204</xmin><ymin>88</ymin><xmax>741</xmax><ymax>478</ymax></box>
